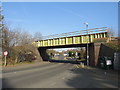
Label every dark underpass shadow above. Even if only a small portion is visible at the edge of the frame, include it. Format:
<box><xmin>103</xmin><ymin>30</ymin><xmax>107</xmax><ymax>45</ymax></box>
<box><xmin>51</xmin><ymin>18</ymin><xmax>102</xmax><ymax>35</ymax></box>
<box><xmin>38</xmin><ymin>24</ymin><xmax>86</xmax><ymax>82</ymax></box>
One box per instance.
<box><xmin>65</xmin><ymin>67</ymin><xmax>119</xmax><ymax>89</ymax></box>
<box><xmin>49</xmin><ymin>59</ymin><xmax>81</xmax><ymax>64</ymax></box>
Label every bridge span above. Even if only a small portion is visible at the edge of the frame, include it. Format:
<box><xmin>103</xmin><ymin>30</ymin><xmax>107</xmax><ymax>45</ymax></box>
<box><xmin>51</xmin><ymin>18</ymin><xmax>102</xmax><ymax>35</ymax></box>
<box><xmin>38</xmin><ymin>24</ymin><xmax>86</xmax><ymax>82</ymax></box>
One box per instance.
<box><xmin>33</xmin><ymin>27</ymin><xmax>108</xmax><ymax>47</ymax></box>
<box><xmin>33</xmin><ymin>27</ymin><xmax>115</xmax><ymax>67</ymax></box>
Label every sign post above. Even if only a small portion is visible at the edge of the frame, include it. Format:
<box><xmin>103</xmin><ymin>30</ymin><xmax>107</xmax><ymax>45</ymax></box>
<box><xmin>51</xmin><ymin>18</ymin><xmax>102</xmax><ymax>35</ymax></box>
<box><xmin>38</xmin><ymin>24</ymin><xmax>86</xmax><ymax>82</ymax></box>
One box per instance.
<box><xmin>3</xmin><ymin>51</ymin><xmax>8</xmax><ymax>67</ymax></box>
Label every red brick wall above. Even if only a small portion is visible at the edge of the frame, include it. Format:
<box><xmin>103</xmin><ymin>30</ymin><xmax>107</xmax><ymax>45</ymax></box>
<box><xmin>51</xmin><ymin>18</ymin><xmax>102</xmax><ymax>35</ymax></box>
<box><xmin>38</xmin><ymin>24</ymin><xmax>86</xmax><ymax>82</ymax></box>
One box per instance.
<box><xmin>89</xmin><ymin>43</ymin><xmax>116</xmax><ymax>67</ymax></box>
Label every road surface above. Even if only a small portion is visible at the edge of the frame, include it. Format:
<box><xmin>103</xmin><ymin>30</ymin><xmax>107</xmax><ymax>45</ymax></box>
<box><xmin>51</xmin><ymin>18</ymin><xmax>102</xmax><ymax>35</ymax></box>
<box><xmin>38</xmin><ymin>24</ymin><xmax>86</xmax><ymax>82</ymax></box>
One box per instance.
<box><xmin>2</xmin><ymin>62</ymin><xmax>119</xmax><ymax>88</ymax></box>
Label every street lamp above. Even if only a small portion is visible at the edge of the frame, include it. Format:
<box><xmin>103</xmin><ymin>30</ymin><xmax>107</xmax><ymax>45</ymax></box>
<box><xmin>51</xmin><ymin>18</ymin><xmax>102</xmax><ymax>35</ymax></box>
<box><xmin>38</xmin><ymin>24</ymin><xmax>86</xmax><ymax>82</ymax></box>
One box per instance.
<box><xmin>84</xmin><ymin>22</ymin><xmax>89</xmax><ymax>66</ymax></box>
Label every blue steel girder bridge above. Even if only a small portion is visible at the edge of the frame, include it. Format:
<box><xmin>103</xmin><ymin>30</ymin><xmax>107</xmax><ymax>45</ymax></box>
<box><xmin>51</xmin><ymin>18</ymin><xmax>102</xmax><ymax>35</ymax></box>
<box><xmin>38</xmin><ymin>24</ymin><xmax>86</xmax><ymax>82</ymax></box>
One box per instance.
<box><xmin>34</xmin><ymin>27</ymin><xmax>110</xmax><ymax>66</ymax></box>
<box><xmin>33</xmin><ymin>27</ymin><xmax>108</xmax><ymax>48</ymax></box>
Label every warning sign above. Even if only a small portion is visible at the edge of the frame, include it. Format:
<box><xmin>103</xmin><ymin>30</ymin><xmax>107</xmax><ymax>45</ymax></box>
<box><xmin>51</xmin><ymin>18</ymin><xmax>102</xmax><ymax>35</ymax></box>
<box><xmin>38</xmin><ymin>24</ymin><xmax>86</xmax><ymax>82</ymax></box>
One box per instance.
<box><xmin>3</xmin><ymin>51</ymin><xmax>8</xmax><ymax>56</ymax></box>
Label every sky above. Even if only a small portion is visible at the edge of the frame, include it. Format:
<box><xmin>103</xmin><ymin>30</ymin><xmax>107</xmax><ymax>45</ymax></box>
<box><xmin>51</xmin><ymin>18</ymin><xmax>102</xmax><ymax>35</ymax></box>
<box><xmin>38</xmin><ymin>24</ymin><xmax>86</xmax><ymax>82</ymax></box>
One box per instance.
<box><xmin>3</xmin><ymin>2</ymin><xmax>118</xmax><ymax>37</ymax></box>
<box><xmin>1</xmin><ymin>0</ymin><xmax>120</xmax><ymax>2</ymax></box>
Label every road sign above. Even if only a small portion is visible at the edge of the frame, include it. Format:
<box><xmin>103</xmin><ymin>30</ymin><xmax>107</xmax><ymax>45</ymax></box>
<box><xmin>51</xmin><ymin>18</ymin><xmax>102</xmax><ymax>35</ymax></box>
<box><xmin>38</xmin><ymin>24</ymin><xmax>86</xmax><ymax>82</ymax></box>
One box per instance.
<box><xmin>3</xmin><ymin>51</ymin><xmax>8</xmax><ymax>67</ymax></box>
<box><xmin>3</xmin><ymin>50</ymin><xmax>8</xmax><ymax>56</ymax></box>
<box><xmin>106</xmin><ymin>60</ymin><xmax>112</xmax><ymax>65</ymax></box>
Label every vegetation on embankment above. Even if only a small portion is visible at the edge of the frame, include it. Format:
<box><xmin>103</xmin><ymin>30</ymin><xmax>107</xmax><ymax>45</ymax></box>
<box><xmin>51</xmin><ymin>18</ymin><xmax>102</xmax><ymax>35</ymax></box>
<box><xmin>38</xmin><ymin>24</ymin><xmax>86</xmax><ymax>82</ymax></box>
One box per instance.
<box><xmin>1</xmin><ymin>23</ymin><xmax>43</xmax><ymax>67</ymax></box>
<box><xmin>105</xmin><ymin>37</ymin><xmax>120</xmax><ymax>52</ymax></box>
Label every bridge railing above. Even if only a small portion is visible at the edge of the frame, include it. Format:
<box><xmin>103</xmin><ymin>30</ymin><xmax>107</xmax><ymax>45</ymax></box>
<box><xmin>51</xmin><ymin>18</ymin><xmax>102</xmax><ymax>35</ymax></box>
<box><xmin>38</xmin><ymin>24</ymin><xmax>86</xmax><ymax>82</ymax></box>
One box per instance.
<box><xmin>42</xmin><ymin>27</ymin><xmax>108</xmax><ymax>40</ymax></box>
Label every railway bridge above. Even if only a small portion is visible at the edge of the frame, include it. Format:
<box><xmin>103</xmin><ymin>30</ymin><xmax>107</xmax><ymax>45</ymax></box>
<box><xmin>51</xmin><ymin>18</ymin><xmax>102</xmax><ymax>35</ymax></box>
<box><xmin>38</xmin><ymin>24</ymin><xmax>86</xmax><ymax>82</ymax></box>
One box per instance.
<box><xmin>33</xmin><ymin>27</ymin><xmax>114</xmax><ymax>66</ymax></box>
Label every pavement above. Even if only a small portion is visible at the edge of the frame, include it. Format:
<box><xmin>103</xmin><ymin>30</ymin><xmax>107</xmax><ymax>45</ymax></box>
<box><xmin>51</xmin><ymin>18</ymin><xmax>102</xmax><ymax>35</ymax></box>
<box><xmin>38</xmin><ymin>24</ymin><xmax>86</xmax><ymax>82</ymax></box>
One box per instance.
<box><xmin>76</xmin><ymin>64</ymin><xmax>119</xmax><ymax>77</ymax></box>
<box><xmin>2</xmin><ymin>62</ymin><xmax>119</xmax><ymax>88</ymax></box>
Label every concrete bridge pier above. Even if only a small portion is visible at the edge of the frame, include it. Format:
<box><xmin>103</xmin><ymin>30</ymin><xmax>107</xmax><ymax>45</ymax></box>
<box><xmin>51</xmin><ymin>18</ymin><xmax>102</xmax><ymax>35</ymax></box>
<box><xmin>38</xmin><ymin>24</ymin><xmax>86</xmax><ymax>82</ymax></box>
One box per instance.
<box><xmin>38</xmin><ymin>47</ymin><xmax>50</xmax><ymax>61</ymax></box>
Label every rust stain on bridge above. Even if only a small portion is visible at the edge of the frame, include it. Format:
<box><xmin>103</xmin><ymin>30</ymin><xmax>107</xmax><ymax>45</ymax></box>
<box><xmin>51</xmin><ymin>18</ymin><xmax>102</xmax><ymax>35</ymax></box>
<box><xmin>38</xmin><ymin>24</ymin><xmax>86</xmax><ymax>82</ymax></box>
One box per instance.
<box><xmin>33</xmin><ymin>27</ymin><xmax>108</xmax><ymax>47</ymax></box>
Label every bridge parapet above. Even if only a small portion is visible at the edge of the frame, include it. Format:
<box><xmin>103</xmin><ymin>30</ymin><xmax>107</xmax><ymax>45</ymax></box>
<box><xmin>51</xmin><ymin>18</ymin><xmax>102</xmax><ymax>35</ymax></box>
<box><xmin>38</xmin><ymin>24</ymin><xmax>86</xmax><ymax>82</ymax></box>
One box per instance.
<box><xmin>33</xmin><ymin>27</ymin><xmax>108</xmax><ymax>47</ymax></box>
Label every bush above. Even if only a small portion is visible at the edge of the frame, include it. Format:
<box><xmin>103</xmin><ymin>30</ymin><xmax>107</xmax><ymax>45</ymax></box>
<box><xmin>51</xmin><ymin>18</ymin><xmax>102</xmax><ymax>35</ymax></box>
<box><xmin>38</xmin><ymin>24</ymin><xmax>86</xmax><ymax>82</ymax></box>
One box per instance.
<box><xmin>3</xmin><ymin>44</ymin><xmax>40</xmax><ymax>66</ymax></box>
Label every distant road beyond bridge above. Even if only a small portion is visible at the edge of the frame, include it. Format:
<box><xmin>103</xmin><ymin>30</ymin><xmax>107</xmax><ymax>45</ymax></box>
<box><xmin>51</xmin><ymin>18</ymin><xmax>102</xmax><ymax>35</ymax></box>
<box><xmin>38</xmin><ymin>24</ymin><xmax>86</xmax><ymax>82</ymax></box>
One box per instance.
<box><xmin>33</xmin><ymin>27</ymin><xmax>108</xmax><ymax>48</ymax></box>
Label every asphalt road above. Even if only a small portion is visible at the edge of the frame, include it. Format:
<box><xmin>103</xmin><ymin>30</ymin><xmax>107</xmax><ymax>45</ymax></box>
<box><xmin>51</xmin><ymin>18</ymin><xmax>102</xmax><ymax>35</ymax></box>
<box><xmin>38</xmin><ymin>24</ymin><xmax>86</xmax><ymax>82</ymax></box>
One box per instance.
<box><xmin>2</xmin><ymin>62</ymin><xmax>119</xmax><ymax>88</ymax></box>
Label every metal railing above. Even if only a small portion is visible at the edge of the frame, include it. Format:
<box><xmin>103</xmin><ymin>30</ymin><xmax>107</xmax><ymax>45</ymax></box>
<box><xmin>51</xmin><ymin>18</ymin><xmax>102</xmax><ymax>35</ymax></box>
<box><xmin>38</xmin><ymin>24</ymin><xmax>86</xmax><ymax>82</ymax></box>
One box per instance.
<box><xmin>41</xmin><ymin>27</ymin><xmax>108</xmax><ymax>40</ymax></box>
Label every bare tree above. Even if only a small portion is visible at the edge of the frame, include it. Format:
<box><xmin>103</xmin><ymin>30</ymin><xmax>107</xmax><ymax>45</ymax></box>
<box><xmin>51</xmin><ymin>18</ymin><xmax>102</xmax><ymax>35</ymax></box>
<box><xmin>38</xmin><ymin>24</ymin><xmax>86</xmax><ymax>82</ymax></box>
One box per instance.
<box><xmin>108</xmin><ymin>28</ymin><xmax>115</xmax><ymax>37</ymax></box>
<box><xmin>2</xmin><ymin>26</ymin><xmax>10</xmax><ymax>51</ymax></box>
<box><xmin>1</xmin><ymin>13</ymin><xmax>43</xmax><ymax>65</ymax></box>
<box><xmin>33</xmin><ymin>32</ymin><xmax>43</xmax><ymax>41</ymax></box>
<box><xmin>8</xmin><ymin>27</ymin><xmax>35</xmax><ymax>46</ymax></box>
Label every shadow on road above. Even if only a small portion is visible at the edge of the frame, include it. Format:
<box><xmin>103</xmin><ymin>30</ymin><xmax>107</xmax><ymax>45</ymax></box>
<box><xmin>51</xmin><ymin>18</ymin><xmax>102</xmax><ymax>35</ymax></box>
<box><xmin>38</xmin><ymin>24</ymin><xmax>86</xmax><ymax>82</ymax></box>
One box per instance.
<box><xmin>49</xmin><ymin>59</ymin><xmax>80</xmax><ymax>64</ymax></box>
<box><xmin>65</xmin><ymin>67</ymin><xmax>119</xmax><ymax>88</ymax></box>
<box><xmin>2</xmin><ymin>78</ymin><xmax>13</xmax><ymax>89</ymax></box>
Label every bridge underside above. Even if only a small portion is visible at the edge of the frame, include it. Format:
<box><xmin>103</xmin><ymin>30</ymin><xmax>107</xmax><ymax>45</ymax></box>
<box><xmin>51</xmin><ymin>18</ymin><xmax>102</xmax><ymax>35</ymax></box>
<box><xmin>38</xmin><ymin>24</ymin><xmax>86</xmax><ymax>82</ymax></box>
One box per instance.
<box><xmin>38</xmin><ymin>43</ymin><xmax>88</xmax><ymax>49</ymax></box>
<box><xmin>38</xmin><ymin>43</ymin><xmax>93</xmax><ymax>65</ymax></box>
<box><xmin>38</xmin><ymin>43</ymin><xmax>115</xmax><ymax>67</ymax></box>
<box><xmin>38</xmin><ymin>43</ymin><xmax>88</xmax><ymax>62</ymax></box>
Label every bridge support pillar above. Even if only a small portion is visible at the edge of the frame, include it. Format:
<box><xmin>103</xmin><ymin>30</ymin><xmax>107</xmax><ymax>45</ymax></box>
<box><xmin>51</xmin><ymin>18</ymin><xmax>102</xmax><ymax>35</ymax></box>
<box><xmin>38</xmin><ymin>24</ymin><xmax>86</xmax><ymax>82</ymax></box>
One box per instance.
<box><xmin>38</xmin><ymin>47</ymin><xmax>50</xmax><ymax>61</ymax></box>
<box><xmin>89</xmin><ymin>43</ymin><xmax>116</xmax><ymax>67</ymax></box>
<box><xmin>89</xmin><ymin>43</ymin><xmax>101</xmax><ymax>66</ymax></box>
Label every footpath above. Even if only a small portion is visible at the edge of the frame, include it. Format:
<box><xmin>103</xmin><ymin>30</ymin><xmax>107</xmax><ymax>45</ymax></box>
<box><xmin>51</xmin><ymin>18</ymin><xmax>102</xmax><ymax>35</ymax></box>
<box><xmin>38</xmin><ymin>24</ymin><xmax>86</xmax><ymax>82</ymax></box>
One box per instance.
<box><xmin>76</xmin><ymin>64</ymin><xmax>119</xmax><ymax>79</ymax></box>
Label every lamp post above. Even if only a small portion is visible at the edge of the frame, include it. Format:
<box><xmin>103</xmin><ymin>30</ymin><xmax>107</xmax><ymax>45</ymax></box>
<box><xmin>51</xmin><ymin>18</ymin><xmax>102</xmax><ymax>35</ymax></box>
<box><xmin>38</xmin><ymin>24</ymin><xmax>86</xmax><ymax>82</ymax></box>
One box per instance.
<box><xmin>84</xmin><ymin>22</ymin><xmax>89</xmax><ymax>66</ymax></box>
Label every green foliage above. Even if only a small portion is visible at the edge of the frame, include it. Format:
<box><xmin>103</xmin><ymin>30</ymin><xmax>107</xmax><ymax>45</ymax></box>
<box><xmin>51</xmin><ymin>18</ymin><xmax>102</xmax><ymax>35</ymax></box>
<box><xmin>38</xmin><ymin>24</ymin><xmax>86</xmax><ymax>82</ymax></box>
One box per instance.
<box><xmin>105</xmin><ymin>40</ymin><xmax>120</xmax><ymax>52</ymax></box>
<box><xmin>68</xmin><ymin>51</ymin><xmax>76</xmax><ymax>57</ymax></box>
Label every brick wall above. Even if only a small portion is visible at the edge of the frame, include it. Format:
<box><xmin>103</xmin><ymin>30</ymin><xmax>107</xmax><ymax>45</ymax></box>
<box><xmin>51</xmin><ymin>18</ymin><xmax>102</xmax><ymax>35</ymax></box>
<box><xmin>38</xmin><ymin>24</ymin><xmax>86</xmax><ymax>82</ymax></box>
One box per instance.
<box><xmin>89</xmin><ymin>43</ymin><xmax>116</xmax><ymax>67</ymax></box>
